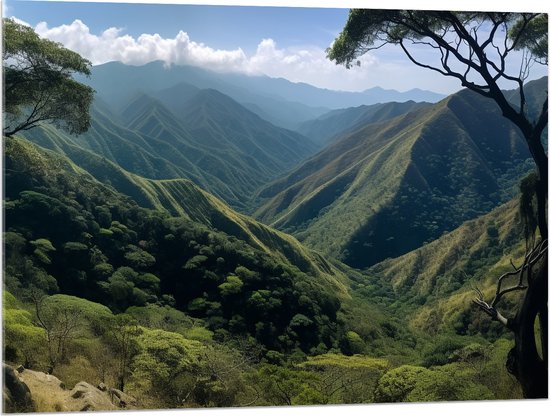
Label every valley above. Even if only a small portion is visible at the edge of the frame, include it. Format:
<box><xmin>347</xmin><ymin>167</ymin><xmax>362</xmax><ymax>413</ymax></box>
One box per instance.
<box><xmin>2</xmin><ymin>9</ymin><xmax>548</xmax><ymax>412</ymax></box>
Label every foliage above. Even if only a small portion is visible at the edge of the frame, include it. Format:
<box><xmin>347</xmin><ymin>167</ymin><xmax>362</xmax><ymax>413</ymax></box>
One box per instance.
<box><xmin>301</xmin><ymin>353</ymin><xmax>389</xmax><ymax>403</ymax></box>
<box><xmin>3</xmin><ymin>291</ymin><xmax>47</xmax><ymax>368</ymax></box>
<box><xmin>509</xmin><ymin>14</ymin><xmax>548</xmax><ymax>64</ymax></box>
<box><xmin>257</xmin><ymin>85</ymin><xmax>537</xmax><ymax>269</ymax></box>
<box><xmin>2</xmin><ymin>43</ymin><xmax>539</xmax><ymax>405</ymax></box>
<box><xmin>4</xmin><ymin>136</ymin><xmax>342</xmax><ymax>355</ymax></box>
<box><xmin>374</xmin><ymin>363</ymin><xmax>494</xmax><ymax>402</ymax></box>
<box><xmin>2</xmin><ymin>18</ymin><xmax>94</xmax><ymax>137</ymax></box>
<box><xmin>131</xmin><ymin>328</ymin><xmax>203</xmax><ymax>407</ymax></box>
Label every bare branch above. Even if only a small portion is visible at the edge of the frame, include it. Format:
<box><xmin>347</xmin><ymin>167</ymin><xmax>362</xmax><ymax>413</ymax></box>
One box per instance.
<box><xmin>473</xmin><ymin>239</ymin><xmax>547</xmax><ymax>330</ymax></box>
<box><xmin>473</xmin><ymin>287</ymin><xmax>509</xmax><ymax>326</ymax></box>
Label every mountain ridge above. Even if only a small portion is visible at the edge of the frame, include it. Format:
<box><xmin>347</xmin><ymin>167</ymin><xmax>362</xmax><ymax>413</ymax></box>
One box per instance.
<box><xmin>20</xmin><ymin>86</ymin><xmax>318</xmax><ymax>212</ymax></box>
<box><xmin>256</xmin><ymin>84</ymin><xmax>538</xmax><ymax>268</ymax></box>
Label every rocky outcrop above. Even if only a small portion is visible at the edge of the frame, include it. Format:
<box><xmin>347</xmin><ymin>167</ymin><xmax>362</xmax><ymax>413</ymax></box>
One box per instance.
<box><xmin>70</xmin><ymin>382</ymin><xmax>117</xmax><ymax>411</ymax></box>
<box><xmin>3</xmin><ymin>364</ymin><xmax>35</xmax><ymax>412</ymax></box>
<box><xmin>108</xmin><ymin>388</ymin><xmax>137</xmax><ymax>408</ymax></box>
<box><xmin>3</xmin><ymin>364</ymin><xmax>137</xmax><ymax>412</ymax></box>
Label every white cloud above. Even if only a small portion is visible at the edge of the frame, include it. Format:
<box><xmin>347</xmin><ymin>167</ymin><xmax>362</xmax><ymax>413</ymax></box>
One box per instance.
<box><xmin>31</xmin><ymin>19</ymin><xmax>396</xmax><ymax>92</ymax></box>
<box><xmin>34</xmin><ymin>20</ymin><xmax>248</xmax><ymax>70</ymax></box>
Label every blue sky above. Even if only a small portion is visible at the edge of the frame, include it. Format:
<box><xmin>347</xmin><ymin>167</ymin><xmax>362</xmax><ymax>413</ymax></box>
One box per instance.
<box><xmin>5</xmin><ymin>1</ymin><xmax>350</xmax><ymax>54</ymax></box>
<box><xmin>3</xmin><ymin>1</ymin><xmax>548</xmax><ymax>94</ymax></box>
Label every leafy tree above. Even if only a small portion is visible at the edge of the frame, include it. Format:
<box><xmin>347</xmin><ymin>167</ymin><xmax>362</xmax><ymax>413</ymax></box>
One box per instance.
<box><xmin>251</xmin><ymin>365</ymin><xmax>323</xmax><ymax>406</ymax></box>
<box><xmin>106</xmin><ymin>314</ymin><xmax>142</xmax><ymax>392</ymax></box>
<box><xmin>218</xmin><ymin>275</ymin><xmax>244</xmax><ymax>297</ymax></box>
<box><xmin>3</xmin><ymin>18</ymin><xmax>94</xmax><ymax>137</ymax></box>
<box><xmin>328</xmin><ymin>10</ymin><xmax>548</xmax><ymax>398</ymax></box>
<box><xmin>124</xmin><ymin>245</ymin><xmax>156</xmax><ymax>270</ymax></box>
<box><xmin>340</xmin><ymin>330</ymin><xmax>367</xmax><ymax>355</ymax></box>
<box><xmin>30</xmin><ymin>238</ymin><xmax>56</xmax><ymax>265</ymax></box>
<box><xmin>191</xmin><ymin>343</ymin><xmax>253</xmax><ymax>407</ymax></box>
<box><xmin>131</xmin><ymin>328</ymin><xmax>203</xmax><ymax>407</ymax></box>
<box><xmin>374</xmin><ymin>365</ymin><xmax>430</xmax><ymax>402</ymax></box>
<box><xmin>301</xmin><ymin>353</ymin><xmax>389</xmax><ymax>403</ymax></box>
<box><xmin>407</xmin><ymin>364</ymin><xmax>495</xmax><ymax>402</ymax></box>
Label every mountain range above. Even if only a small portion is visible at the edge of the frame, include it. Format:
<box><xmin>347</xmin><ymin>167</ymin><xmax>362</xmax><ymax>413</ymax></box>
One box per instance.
<box><xmin>255</xmin><ymin>81</ymin><xmax>543</xmax><ymax>268</ymax></box>
<box><xmin>22</xmin><ymin>63</ymin><xmax>545</xmax><ymax>271</ymax></box>
<box><xmin>297</xmin><ymin>100</ymin><xmax>432</xmax><ymax>145</ymax></box>
<box><xmin>77</xmin><ymin>61</ymin><xmax>445</xmax><ymax>130</ymax></box>
<box><xmin>20</xmin><ymin>85</ymin><xmax>317</xmax><ymax>212</ymax></box>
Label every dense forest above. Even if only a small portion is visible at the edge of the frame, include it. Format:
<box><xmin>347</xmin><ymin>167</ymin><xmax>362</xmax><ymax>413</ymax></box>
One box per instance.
<box><xmin>2</xmin><ymin>9</ymin><xmax>548</xmax><ymax>412</ymax></box>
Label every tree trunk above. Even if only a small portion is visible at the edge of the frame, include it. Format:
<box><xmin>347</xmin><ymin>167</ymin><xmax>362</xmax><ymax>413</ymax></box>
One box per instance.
<box><xmin>530</xmin><ymin>133</ymin><xmax>548</xmax><ymax>241</ymax></box>
<box><xmin>508</xmin><ymin>255</ymin><xmax>548</xmax><ymax>398</ymax></box>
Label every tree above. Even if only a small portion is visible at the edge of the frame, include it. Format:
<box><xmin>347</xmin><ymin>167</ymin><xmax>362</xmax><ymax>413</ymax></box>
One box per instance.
<box><xmin>131</xmin><ymin>328</ymin><xmax>202</xmax><ymax>407</ymax></box>
<box><xmin>3</xmin><ymin>291</ymin><xmax>47</xmax><ymax>369</ymax></box>
<box><xmin>2</xmin><ymin>18</ymin><xmax>94</xmax><ymax>137</ymax></box>
<box><xmin>328</xmin><ymin>10</ymin><xmax>548</xmax><ymax>398</ymax></box>
<box><xmin>29</xmin><ymin>290</ymin><xmax>83</xmax><ymax>373</ymax></box>
<box><xmin>106</xmin><ymin>314</ymin><xmax>142</xmax><ymax>392</ymax></box>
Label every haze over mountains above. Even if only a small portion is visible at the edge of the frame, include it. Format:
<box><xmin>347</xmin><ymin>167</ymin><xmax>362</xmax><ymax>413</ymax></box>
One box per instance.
<box><xmin>78</xmin><ymin>61</ymin><xmax>445</xmax><ymax>130</ymax></box>
<box><xmin>21</xmin><ymin>83</ymin><xmax>318</xmax><ymax>212</ymax></box>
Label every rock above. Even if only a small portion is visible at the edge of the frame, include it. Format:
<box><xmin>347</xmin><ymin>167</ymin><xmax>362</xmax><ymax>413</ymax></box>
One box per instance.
<box><xmin>3</xmin><ymin>364</ymin><xmax>35</xmax><ymax>412</ymax></box>
<box><xmin>69</xmin><ymin>381</ymin><xmax>117</xmax><ymax>411</ymax></box>
<box><xmin>97</xmin><ymin>382</ymin><xmax>107</xmax><ymax>391</ymax></box>
<box><xmin>109</xmin><ymin>388</ymin><xmax>137</xmax><ymax>408</ymax></box>
<box><xmin>21</xmin><ymin>371</ymin><xmax>65</xmax><ymax>390</ymax></box>
<box><xmin>15</xmin><ymin>365</ymin><xmax>25</xmax><ymax>373</ymax></box>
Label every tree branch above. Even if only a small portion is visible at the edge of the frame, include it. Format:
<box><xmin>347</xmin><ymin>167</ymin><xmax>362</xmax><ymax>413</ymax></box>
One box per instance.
<box><xmin>473</xmin><ymin>239</ymin><xmax>547</xmax><ymax>329</ymax></box>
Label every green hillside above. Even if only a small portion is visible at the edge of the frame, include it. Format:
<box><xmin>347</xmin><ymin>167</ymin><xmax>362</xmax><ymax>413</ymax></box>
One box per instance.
<box><xmin>363</xmin><ymin>198</ymin><xmax>526</xmax><ymax>340</ymax></box>
<box><xmin>256</xmin><ymin>87</ymin><xmax>536</xmax><ymax>268</ymax></box>
<box><xmin>3</xmin><ymin>136</ymin><xmax>351</xmax><ymax>353</ymax></box>
<box><xmin>20</xmin><ymin>88</ymin><xmax>318</xmax><ymax>212</ymax></box>
<box><xmin>298</xmin><ymin>100</ymin><xmax>432</xmax><ymax>145</ymax></box>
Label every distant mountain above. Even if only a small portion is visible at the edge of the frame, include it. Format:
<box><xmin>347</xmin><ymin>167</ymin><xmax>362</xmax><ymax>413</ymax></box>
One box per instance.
<box><xmin>214</xmin><ymin>73</ymin><xmax>446</xmax><ymax>108</ymax></box>
<box><xmin>256</xmin><ymin>83</ymin><xmax>541</xmax><ymax>268</ymax></box>
<box><xmin>80</xmin><ymin>61</ymin><xmax>445</xmax><ymax>130</ymax></box>
<box><xmin>20</xmin><ymin>88</ymin><xmax>318</xmax><ymax>212</ymax></box>
<box><xmin>151</xmin><ymin>82</ymin><xmax>201</xmax><ymax>115</ymax></box>
<box><xmin>361</xmin><ymin>86</ymin><xmax>445</xmax><ymax>104</ymax></box>
<box><xmin>81</xmin><ymin>61</ymin><xmax>330</xmax><ymax>130</ymax></box>
<box><xmin>178</xmin><ymin>89</ymin><xmax>316</xmax><ymax>169</ymax></box>
<box><xmin>298</xmin><ymin>101</ymin><xmax>432</xmax><ymax>145</ymax></box>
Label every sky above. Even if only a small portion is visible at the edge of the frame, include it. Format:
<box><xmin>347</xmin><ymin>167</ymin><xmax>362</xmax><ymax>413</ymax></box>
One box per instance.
<box><xmin>3</xmin><ymin>0</ymin><xmax>549</xmax><ymax>95</ymax></box>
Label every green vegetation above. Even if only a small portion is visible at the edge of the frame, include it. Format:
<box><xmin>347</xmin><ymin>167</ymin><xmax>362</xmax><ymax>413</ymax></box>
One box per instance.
<box><xmin>2</xmin><ymin>18</ymin><xmax>540</xmax><ymax>408</ymax></box>
<box><xmin>328</xmin><ymin>10</ymin><xmax>548</xmax><ymax>398</ymax></box>
<box><xmin>3</xmin><ymin>131</ymin><xmax>524</xmax><ymax>409</ymax></box>
<box><xmin>257</xmin><ymin>86</ymin><xmax>537</xmax><ymax>268</ymax></box>
<box><xmin>4</xmin><ymin>136</ymin><xmax>345</xmax><ymax>354</ymax></box>
<box><xmin>2</xmin><ymin>18</ymin><xmax>94</xmax><ymax>137</ymax></box>
<box><xmin>20</xmin><ymin>87</ymin><xmax>317</xmax><ymax>213</ymax></box>
<box><xmin>297</xmin><ymin>100</ymin><xmax>431</xmax><ymax>145</ymax></box>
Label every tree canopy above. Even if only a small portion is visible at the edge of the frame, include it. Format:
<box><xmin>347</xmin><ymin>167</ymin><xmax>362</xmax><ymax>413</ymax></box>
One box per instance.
<box><xmin>2</xmin><ymin>18</ymin><xmax>94</xmax><ymax>137</ymax></box>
